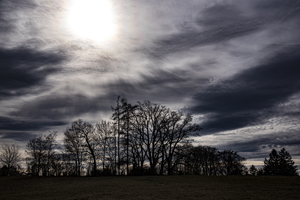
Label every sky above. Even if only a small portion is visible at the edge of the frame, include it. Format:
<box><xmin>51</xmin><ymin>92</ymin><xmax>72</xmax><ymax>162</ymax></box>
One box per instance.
<box><xmin>1</xmin><ymin>0</ymin><xmax>300</xmax><ymax>168</ymax></box>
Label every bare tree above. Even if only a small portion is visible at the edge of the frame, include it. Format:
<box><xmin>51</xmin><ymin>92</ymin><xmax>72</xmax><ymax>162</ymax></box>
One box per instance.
<box><xmin>219</xmin><ymin>149</ymin><xmax>246</xmax><ymax>175</ymax></box>
<box><xmin>161</xmin><ymin>112</ymin><xmax>202</xmax><ymax>175</ymax></box>
<box><xmin>44</xmin><ymin>131</ymin><xmax>58</xmax><ymax>176</ymax></box>
<box><xmin>26</xmin><ymin>132</ymin><xmax>58</xmax><ymax>176</ymax></box>
<box><xmin>129</xmin><ymin>100</ymin><xmax>202</xmax><ymax>175</ymax></box>
<box><xmin>128</xmin><ymin>130</ymin><xmax>147</xmax><ymax>175</ymax></box>
<box><xmin>64</xmin><ymin>119</ymin><xmax>100</xmax><ymax>176</ymax></box>
<box><xmin>64</xmin><ymin>121</ymin><xmax>86</xmax><ymax>176</ymax></box>
<box><xmin>130</xmin><ymin>101</ymin><xmax>168</xmax><ymax>174</ymax></box>
<box><xmin>0</xmin><ymin>144</ymin><xmax>22</xmax><ymax>176</ymax></box>
<box><xmin>26</xmin><ymin>135</ymin><xmax>46</xmax><ymax>176</ymax></box>
<box><xmin>95</xmin><ymin>120</ymin><xmax>116</xmax><ymax>175</ymax></box>
<box><xmin>178</xmin><ymin>145</ymin><xmax>248</xmax><ymax>176</ymax></box>
<box><xmin>75</xmin><ymin>120</ymin><xmax>98</xmax><ymax>176</ymax></box>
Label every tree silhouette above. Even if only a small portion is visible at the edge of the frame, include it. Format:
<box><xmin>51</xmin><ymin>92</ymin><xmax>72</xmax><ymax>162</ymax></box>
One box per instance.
<box><xmin>20</xmin><ymin>97</ymin><xmax>280</xmax><ymax>177</ymax></box>
<box><xmin>64</xmin><ymin>122</ymin><xmax>86</xmax><ymax>176</ymax></box>
<box><xmin>26</xmin><ymin>132</ymin><xmax>58</xmax><ymax>176</ymax></box>
<box><xmin>128</xmin><ymin>100</ymin><xmax>202</xmax><ymax>175</ymax></box>
<box><xmin>249</xmin><ymin>165</ymin><xmax>257</xmax><ymax>176</ymax></box>
<box><xmin>95</xmin><ymin>120</ymin><xmax>117</xmax><ymax>175</ymax></box>
<box><xmin>76</xmin><ymin>120</ymin><xmax>98</xmax><ymax>176</ymax></box>
<box><xmin>219</xmin><ymin>150</ymin><xmax>246</xmax><ymax>175</ymax></box>
<box><xmin>263</xmin><ymin>148</ymin><xmax>298</xmax><ymax>176</ymax></box>
<box><xmin>0</xmin><ymin>144</ymin><xmax>22</xmax><ymax>176</ymax></box>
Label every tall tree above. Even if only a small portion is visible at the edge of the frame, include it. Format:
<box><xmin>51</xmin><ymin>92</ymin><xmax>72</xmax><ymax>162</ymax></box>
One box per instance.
<box><xmin>75</xmin><ymin>120</ymin><xmax>98</xmax><ymax>176</ymax></box>
<box><xmin>111</xmin><ymin>96</ymin><xmax>122</xmax><ymax>175</ymax></box>
<box><xmin>120</xmin><ymin>98</ymin><xmax>138</xmax><ymax>175</ymax></box>
<box><xmin>278</xmin><ymin>148</ymin><xmax>298</xmax><ymax>176</ymax></box>
<box><xmin>111</xmin><ymin>97</ymin><xmax>138</xmax><ymax>175</ymax></box>
<box><xmin>0</xmin><ymin>144</ymin><xmax>22</xmax><ymax>176</ymax></box>
<box><xmin>263</xmin><ymin>149</ymin><xmax>280</xmax><ymax>175</ymax></box>
<box><xmin>264</xmin><ymin>148</ymin><xmax>298</xmax><ymax>176</ymax></box>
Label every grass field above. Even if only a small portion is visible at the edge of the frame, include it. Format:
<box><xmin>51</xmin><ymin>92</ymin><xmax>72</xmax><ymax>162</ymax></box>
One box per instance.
<box><xmin>0</xmin><ymin>176</ymin><xmax>299</xmax><ymax>200</ymax></box>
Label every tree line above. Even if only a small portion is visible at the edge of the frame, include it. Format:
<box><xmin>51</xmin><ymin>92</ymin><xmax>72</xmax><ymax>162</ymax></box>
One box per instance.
<box><xmin>0</xmin><ymin>98</ymin><xmax>298</xmax><ymax>176</ymax></box>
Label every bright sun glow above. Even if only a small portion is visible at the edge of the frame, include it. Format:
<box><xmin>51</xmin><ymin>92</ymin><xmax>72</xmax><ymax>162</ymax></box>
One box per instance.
<box><xmin>66</xmin><ymin>0</ymin><xmax>116</xmax><ymax>42</ymax></box>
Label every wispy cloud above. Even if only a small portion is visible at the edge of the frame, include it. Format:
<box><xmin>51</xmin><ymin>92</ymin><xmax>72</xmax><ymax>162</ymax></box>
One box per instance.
<box><xmin>189</xmin><ymin>45</ymin><xmax>300</xmax><ymax>134</ymax></box>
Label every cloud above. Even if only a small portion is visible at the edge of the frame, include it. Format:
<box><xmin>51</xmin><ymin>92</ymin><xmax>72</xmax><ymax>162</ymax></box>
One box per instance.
<box><xmin>0</xmin><ymin>131</ymin><xmax>37</xmax><ymax>142</ymax></box>
<box><xmin>0</xmin><ymin>0</ymin><xmax>37</xmax><ymax>36</ymax></box>
<box><xmin>149</xmin><ymin>5</ymin><xmax>263</xmax><ymax>57</ymax></box>
<box><xmin>217</xmin><ymin>131</ymin><xmax>300</xmax><ymax>158</ymax></box>
<box><xmin>0</xmin><ymin>46</ymin><xmax>67</xmax><ymax>99</ymax></box>
<box><xmin>9</xmin><ymin>67</ymin><xmax>191</xmax><ymax>121</ymax></box>
<box><xmin>0</xmin><ymin>116</ymin><xmax>67</xmax><ymax>131</ymax></box>
<box><xmin>189</xmin><ymin>45</ymin><xmax>300</xmax><ymax>133</ymax></box>
<box><xmin>143</xmin><ymin>0</ymin><xmax>300</xmax><ymax>59</ymax></box>
<box><xmin>0</xmin><ymin>1</ymin><xmax>13</xmax><ymax>33</ymax></box>
<box><xmin>10</xmin><ymin>94</ymin><xmax>112</xmax><ymax>120</ymax></box>
<box><xmin>0</xmin><ymin>115</ymin><xmax>67</xmax><ymax>141</ymax></box>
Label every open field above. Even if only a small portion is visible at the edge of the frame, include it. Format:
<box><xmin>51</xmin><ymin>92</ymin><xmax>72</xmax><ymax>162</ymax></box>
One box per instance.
<box><xmin>0</xmin><ymin>176</ymin><xmax>299</xmax><ymax>200</ymax></box>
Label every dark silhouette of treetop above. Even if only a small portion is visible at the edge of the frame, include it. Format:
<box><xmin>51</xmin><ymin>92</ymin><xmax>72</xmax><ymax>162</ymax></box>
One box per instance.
<box><xmin>263</xmin><ymin>148</ymin><xmax>297</xmax><ymax>176</ymax></box>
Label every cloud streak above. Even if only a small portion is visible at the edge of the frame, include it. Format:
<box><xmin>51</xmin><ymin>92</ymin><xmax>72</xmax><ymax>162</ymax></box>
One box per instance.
<box><xmin>189</xmin><ymin>45</ymin><xmax>300</xmax><ymax>133</ymax></box>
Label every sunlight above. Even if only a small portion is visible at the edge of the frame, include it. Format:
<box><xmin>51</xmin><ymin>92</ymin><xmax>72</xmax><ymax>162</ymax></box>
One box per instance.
<box><xmin>66</xmin><ymin>0</ymin><xmax>116</xmax><ymax>43</ymax></box>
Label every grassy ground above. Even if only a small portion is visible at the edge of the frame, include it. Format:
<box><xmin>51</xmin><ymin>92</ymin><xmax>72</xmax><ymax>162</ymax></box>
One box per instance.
<box><xmin>0</xmin><ymin>176</ymin><xmax>299</xmax><ymax>200</ymax></box>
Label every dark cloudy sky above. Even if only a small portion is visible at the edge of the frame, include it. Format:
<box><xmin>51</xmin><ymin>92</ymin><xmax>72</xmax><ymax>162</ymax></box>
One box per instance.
<box><xmin>1</xmin><ymin>0</ymin><xmax>300</xmax><ymax>167</ymax></box>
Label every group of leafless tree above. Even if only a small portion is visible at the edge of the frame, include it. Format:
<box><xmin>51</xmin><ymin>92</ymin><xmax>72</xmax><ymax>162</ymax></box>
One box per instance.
<box><xmin>0</xmin><ymin>98</ymin><xmax>297</xmax><ymax>176</ymax></box>
<box><xmin>0</xmin><ymin>144</ymin><xmax>22</xmax><ymax>176</ymax></box>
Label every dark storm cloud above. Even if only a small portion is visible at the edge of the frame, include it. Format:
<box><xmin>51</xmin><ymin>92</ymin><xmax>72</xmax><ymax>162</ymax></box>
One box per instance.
<box><xmin>0</xmin><ymin>47</ymin><xmax>66</xmax><ymax>99</ymax></box>
<box><xmin>0</xmin><ymin>116</ymin><xmax>66</xmax><ymax>131</ymax></box>
<box><xmin>0</xmin><ymin>115</ymin><xmax>67</xmax><ymax>141</ymax></box>
<box><xmin>189</xmin><ymin>45</ymin><xmax>300</xmax><ymax>133</ymax></box>
<box><xmin>0</xmin><ymin>132</ymin><xmax>36</xmax><ymax>142</ymax></box>
<box><xmin>10</xmin><ymin>94</ymin><xmax>113</xmax><ymax>120</ymax></box>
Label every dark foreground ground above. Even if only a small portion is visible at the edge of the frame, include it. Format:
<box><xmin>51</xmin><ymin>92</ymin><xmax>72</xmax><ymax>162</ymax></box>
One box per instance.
<box><xmin>0</xmin><ymin>175</ymin><xmax>299</xmax><ymax>200</ymax></box>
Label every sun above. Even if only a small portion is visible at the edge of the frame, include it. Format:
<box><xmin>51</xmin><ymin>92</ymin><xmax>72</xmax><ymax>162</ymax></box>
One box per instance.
<box><xmin>66</xmin><ymin>0</ymin><xmax>116</xmax><ymax>42</ymax></box>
